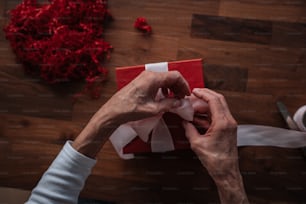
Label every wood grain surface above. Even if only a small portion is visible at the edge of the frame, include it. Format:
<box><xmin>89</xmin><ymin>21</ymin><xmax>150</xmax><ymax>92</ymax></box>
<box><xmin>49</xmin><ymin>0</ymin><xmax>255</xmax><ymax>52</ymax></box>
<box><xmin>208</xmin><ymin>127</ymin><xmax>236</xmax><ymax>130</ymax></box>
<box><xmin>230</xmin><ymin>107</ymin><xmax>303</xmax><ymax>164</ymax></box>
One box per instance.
<box><xmin>1</xmin><ymin>0</ymin><xmax>306</xmax><ymax>203</ymax></box>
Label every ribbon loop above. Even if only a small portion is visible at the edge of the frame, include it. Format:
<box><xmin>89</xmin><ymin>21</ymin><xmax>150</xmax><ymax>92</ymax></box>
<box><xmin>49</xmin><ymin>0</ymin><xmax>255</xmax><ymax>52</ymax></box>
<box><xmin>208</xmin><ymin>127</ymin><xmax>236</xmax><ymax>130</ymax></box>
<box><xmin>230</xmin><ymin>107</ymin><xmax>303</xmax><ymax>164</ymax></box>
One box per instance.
<box><xmin>109</xmin><ymin>97</ymin><xmax>194</xmax><ymax>159</ymax></box>
<box><xmin>151</xmin><ymin>118</ymin><xmax>174</xmax><ymax>152</ymax></box>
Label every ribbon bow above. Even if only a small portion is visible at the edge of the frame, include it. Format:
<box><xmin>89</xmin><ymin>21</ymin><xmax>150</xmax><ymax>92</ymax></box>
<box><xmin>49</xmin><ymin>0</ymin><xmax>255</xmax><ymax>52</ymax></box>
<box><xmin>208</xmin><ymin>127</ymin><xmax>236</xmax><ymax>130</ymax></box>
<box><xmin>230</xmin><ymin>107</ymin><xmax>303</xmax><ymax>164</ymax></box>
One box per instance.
<box><xmin>109</xmin><ymin>97</ymin><xmax>194</xmax><ymax>159</ymax></box>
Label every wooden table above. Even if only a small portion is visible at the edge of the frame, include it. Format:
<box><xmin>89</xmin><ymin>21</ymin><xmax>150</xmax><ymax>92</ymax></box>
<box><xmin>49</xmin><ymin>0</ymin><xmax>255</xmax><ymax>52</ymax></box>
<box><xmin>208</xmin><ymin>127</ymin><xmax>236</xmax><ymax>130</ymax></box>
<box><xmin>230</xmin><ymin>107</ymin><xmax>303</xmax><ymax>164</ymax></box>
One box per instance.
<box><xmin>1</xmin><ymin>0</ymin><xmax>306</xmax><ymax>203</ymax></box>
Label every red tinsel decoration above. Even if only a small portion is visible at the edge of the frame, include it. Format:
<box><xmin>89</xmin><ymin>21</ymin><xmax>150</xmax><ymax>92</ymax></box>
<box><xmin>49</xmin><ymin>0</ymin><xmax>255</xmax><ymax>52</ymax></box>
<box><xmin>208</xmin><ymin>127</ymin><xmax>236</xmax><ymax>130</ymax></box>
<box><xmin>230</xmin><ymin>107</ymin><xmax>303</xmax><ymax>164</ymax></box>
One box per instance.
<box><xmin>4</xmin><ymin>0</ymin><xmax>113</xmax><ymax>99</ymax></box>
<box><xmin>134</xmin><ymin>17</ymin><xmax>152</xmax><ymax>34</ymax></box>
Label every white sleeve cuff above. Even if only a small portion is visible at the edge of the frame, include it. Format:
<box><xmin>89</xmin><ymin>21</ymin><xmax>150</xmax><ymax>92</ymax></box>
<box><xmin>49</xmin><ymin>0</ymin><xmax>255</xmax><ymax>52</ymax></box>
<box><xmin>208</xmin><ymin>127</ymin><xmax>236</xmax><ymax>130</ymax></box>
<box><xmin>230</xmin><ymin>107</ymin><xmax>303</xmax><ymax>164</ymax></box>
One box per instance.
<box><xmin>26</xmin><ymin>141</ymin><xmax>97</xmax><ymax>204</ymax></box>
<box><xmin>64</xmin><ymin>141</ymin><xmax>97</xmax><ymax>169</ymax></box>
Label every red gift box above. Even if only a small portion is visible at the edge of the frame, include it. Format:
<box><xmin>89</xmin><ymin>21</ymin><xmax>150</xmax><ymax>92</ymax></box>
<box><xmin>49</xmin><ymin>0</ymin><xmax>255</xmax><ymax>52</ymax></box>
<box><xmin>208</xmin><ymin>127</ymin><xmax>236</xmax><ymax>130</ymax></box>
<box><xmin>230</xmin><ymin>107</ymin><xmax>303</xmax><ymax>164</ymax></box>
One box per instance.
<box><xmin>115</xmin><ymin>59</ymin><xmax>205</xmax><ymax>155</ymax></box>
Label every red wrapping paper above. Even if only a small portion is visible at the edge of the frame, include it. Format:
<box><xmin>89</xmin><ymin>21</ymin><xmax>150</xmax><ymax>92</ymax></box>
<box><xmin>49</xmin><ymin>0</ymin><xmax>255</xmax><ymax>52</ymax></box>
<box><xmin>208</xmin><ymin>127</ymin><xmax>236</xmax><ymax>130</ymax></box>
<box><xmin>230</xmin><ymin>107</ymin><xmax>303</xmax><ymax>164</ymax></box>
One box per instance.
<box><xmin>115</xmin><ymin>59</ymin><xmax>205</xmax><ymax>154</ymax></box>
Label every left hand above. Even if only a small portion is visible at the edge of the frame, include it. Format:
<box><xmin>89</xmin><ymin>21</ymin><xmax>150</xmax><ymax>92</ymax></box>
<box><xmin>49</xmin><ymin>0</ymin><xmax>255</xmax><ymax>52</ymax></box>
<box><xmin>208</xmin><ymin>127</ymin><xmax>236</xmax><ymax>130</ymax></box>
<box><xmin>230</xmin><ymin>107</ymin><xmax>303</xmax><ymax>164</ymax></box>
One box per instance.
<box><xmin>73</xmin><ymin>70</ymin><xmax>190</xmax><ymax>158</ymax></box>
<box><xmin>97</xmin><ymin>70</ymin><xmax>191</xmax><ymax>125</ymax></box>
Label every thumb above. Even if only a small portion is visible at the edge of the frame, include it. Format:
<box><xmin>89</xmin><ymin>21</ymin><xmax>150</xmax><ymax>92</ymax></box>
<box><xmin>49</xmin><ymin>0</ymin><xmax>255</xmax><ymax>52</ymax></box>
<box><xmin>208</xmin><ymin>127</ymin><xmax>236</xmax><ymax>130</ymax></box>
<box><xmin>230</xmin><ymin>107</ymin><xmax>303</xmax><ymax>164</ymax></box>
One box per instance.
<box><xmin>155</xmin><ymin>98</ymin><xmax>182</xmax><ymax>113</ymax></box>
<box><xmin>182</xmin><ymin>121</ymin><xmax>199</xmax><ymax>141</ymax></box>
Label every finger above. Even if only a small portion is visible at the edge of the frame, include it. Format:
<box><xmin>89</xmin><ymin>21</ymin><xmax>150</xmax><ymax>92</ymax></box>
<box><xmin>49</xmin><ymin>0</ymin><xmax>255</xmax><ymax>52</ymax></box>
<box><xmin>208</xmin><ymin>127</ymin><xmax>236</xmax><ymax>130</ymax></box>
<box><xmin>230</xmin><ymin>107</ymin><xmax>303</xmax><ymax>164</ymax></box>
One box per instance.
<box><xmin>159</xmin><ymin>71</ymin><xmax>190</xmax><ymax>98</ymax></box>
<box><xmin>198</xmin><ymin>88</ymin><xmax>236</xmax><ymax>122</ymax></box>
<box><xmin>182</xmin><ymin>121</ymin><xmax>200</xmax><ymax>141</ymax></box>
<box><xmin>192</xmin><ymin>119</ymin><xmax>209</xmax><ymax>135</ymax></box>
<box><xmin>197</xmin><ymin>89</ymin><xmax>229</xmax><ymax>112</ymax></box>
<box><xmin>189</xmin><ymin>94</ymin><xmax>209</xmax><ymax>114</ymax></box>
<box><xmin>192</xmin><ymin>88</ymin><xmax>225</xmax><ymax>121</ymax></box>
<box><xmin>193</xmin><ymin>88</ymin><xmax>237</xmax><ymax>128</ymax></box>
<box><xmin>193</xmin><ymin>117</ymin><xmax>211</xmax><ymax>129</ymax></box>
<box><xmin>153</xmin><ymin>98</ymin><xmax>182</xmax><ymax>114</ymax></box>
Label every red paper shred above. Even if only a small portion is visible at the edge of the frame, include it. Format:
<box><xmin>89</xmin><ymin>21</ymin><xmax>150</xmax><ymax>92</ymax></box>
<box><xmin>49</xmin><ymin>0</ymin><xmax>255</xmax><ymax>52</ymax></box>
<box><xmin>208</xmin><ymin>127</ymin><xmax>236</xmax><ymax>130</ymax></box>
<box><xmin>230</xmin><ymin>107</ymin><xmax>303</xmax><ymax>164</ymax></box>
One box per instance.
<box><xmin>4</xmin><ymin>0</ymin><xmax>113</xmax><ymax>99</ymax></box>
<box><xmin>134</xmin><ymin>17</ymin><xmax>152</xmax><ymax>34</ymax></box>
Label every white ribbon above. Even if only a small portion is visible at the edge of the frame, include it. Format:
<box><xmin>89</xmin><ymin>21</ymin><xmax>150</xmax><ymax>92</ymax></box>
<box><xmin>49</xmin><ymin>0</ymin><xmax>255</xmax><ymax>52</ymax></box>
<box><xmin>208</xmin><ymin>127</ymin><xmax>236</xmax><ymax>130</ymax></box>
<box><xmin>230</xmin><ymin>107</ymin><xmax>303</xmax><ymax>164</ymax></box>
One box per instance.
<box><xmin>293</xmin><ymin>105</ymin><xmax>306</xmax><ymax>132</ymax></box>
<box><xmin>237</xmin><ymin>125</ymin><xmax>306</xmax><ymax>148</ymax></box>
<box><xmin>110</xmin><ymin>117</ymin><xmax>306</xmax><ymax>160</ymax></box>
<box><xmin>145</xmin><ymin>62</ymin><xmax>168</xmax><ymax>72</ymax></box>
<box><xmin>109</xmin><ymin>99</ymin><xmax>194</xmax><ymax>159</ymax></box>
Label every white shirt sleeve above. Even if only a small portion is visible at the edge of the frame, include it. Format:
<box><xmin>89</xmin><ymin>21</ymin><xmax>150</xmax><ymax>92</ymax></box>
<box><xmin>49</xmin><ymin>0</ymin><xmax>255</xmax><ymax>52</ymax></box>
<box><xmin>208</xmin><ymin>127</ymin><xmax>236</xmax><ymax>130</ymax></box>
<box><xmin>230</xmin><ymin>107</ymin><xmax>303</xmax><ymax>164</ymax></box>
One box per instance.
<box><xmin>25</xmin><ymin>141</ymin><xmax>96</xmax><ymax>204</ymax></box>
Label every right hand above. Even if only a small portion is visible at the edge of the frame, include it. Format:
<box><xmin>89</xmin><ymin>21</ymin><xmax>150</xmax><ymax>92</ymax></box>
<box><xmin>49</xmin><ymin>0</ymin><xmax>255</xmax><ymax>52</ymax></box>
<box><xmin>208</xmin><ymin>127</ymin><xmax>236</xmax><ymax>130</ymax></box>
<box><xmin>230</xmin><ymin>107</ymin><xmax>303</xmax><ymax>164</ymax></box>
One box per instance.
<box><xmin>183</xmin><ymin>88</ymin><xmax>239</xmax><ymax>177</ymax></box>
<box><xmin>183</xmin><ymin>88</ymin><xmax>248</xmax><ymax>204</ymax></box>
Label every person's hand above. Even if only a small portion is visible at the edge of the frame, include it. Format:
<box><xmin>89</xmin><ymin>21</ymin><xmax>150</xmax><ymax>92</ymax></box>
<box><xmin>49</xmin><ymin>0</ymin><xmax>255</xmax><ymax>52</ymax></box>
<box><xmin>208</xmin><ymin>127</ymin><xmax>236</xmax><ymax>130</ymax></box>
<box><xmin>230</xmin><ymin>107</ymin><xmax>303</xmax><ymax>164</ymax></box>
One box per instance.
<box><xmin>101</xmin><ymin>70</ymin><xmax>190</xmax><ymax>125</ymax></box>
<box><xmin>183</xmin><ymin>88</ymin><xmax>248</xmax><ymax>204</ymax></box>
<box><xmin>73</xmin><ymin>71</ymin><xmax>190</xmax><ymax>158</ymax></box>
<box><xmin>183</xmin><ymin>88</ymin><xmax>238</xmax><ymax>176</ymax></box>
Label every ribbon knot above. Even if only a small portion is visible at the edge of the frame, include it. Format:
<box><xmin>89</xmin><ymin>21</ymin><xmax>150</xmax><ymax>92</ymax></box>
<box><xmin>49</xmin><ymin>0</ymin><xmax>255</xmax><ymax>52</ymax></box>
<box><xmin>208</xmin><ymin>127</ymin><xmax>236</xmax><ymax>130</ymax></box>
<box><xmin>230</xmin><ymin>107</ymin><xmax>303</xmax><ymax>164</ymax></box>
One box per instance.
<box><xmin>110</xmin><ymin>98</ymin><xmax>194</xmax><ymax>159</ymax></box>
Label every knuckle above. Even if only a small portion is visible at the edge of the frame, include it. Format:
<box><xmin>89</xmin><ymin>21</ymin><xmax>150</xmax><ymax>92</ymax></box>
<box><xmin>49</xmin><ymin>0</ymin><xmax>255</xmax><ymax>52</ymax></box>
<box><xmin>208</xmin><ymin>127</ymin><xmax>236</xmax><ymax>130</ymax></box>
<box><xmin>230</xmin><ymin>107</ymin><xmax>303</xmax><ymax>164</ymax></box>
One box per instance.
<box><xmin>228</xmin><ymin>120</ymin><xmax>238</xmax><ymax>130</ymax></box>
<box><xmin>142</xmin><ymin>70</ymin><xmax>154</xmax><ymax>79</ymax></box>
<box><xmin>208</xmin><ymin>94</ymin><xmax>217</xmax><ymax>101</ymax></box>
<box><xmin>190</xmin><ymin>138</ymin><xmax>202</xmax><ymax>151</ymax></box>
<box><xmin>146</xmin><ymin>103</ymin><xmax>161</xmax><ymax>115</ymax></box>
<box><xmin>171</xmin><ymin>70</ymin><xmax>181</xmax><ymax>79</ymax></box>
<box><xmin>230</xmin><ymin>119</ymin><xmax>238</xmax><ymax>127</ymax></box>
<box><xmin>214</xmin><ymin>117</ymin><xmax>237</xmax><ymax>131</ymax></box>
<box><xmin>209</xmin><ymin>95</ymin><xmax>220</xmax><ymax>103</ymax></box>
<box><xmin>215</xmin><ymin>92</ymin><xmax>225</xmax><ymax>101</ymax></box>
<box><xmin>151</xmin><ymin>106</ymin><xmax>161</xmax><ymax>115</ymax></box>
<box><xmin>219</xmin><ymin>94</ymin><xmax>225</xmax><ymax>101</ymax></box>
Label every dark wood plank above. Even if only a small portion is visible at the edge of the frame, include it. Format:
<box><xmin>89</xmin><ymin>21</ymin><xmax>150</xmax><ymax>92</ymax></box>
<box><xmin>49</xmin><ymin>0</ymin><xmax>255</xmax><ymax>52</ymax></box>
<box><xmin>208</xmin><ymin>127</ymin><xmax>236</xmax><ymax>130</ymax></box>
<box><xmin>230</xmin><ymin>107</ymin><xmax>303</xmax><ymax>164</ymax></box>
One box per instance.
<box><xmin>219</xmin><ymin>91</ymin><xmax>284</xmax><ymax>127</ymax></box>
<box><xmin>0</xmin><ymin>114</ymin><xmax>80</xmax><ymax>144</ymax></box>
<box><xmin>219</xmin><ymin>0</ymin><xmax>306</xmax><ymax>23</ymax></box>
<box><xmin>248</xmin><ymin>67</ymin><xmax>306</xmax><ymax>96</ymax></box>
<box><xmin>272</xmin><ymin>21</ymin><xmax>306</xmax><ymax>48</ymax></box>
<box><xmin>2</xmin><ymin>0</ymin><xmax>20</xmax><ymax>18</ymax></box>
<box><xmin>82</xmin><ymin>173</ymin><xmax>220</xmax><ymax>203</ymax></box>
<box><xmin>191</xmin><ymin>14</ymin><xmax>306</xmax><ymax>48</ymax></box>
<box><xmin>239</xmin><ymin>147</ymin><xmax>306</xmax><ymax>204</ymax></box>
<box><xmin>0</xmin><ymin>0</ymin><xmax>5</xmax><ymax>17</ymax></box>
<box><xmin>0</xmin><ymin>18</ymin><xmax>7</xmax><ymax>41</ymax></box>
<box><xmin>204</xmin><ymin>64</ymin><xmax>248</xmax><ymax>92</ymax></box>
<box><xmin>0</xmin><ymin>71</ymin><xmax>74</xmax><ymax>119</ymax></box>
<box><xmin>191</xmin><ymin>14</ymin><xmax>273</xmax><ymax>44</ymax></box>
<box><xmin>0</xmin><ymin>187</ymin><xmax>30</xmax><ymax>204</ymax></box>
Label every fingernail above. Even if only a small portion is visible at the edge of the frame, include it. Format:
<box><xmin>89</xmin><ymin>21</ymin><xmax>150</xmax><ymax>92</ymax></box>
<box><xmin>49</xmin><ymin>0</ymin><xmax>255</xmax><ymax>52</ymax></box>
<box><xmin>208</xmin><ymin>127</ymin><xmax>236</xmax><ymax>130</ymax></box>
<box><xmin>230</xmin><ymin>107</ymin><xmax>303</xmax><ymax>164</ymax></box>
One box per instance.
<box><xmin>173</xmin><ymin>100</ymin><xmax>182</xmax><ymax>108</ymax></box>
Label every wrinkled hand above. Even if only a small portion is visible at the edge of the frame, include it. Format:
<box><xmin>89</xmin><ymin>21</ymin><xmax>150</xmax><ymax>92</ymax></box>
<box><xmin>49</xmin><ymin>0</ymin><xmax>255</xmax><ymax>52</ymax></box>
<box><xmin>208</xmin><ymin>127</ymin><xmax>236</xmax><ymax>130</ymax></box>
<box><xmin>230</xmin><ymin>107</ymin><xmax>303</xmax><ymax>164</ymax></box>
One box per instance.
<box><xmin>101</xmin><ymin>70</ymin><xmax>190</xmax><ymax>125</ymax></box>
<box><xmin>183</xmin><ymin>89</ymin><xmax>248</xmax><ymax>204</ymax></box>
<box><xmin>183</xmin><ymin>88</ymin><xmax>238</xmax><ymax>177</ymax></box>
<box><xmin>74</xmin><ymin>70</ymin><xmax>190</xmax><ymax>158</ymax></box>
